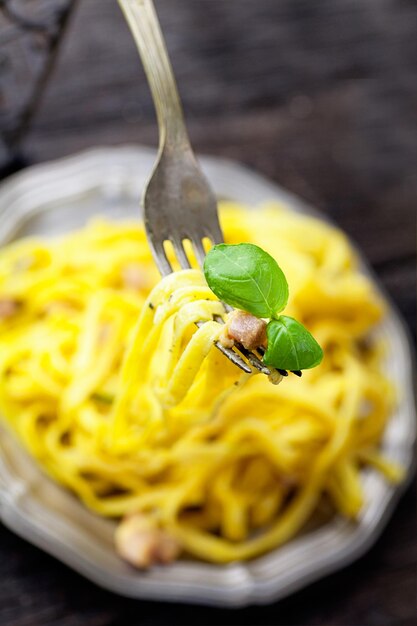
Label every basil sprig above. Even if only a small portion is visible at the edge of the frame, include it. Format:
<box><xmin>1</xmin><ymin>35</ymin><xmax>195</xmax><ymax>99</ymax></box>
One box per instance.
<box><xmin>204</xmin><ymin>243</ymin><xmax>323</xmax><ymax>372</ymax></box>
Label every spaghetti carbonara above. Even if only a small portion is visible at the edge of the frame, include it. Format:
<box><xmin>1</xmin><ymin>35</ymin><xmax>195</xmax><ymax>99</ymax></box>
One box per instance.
<box><xmin>0</xmin><ymin>202</ymin><xmax>402</xmax><ymax>565</ymax></box>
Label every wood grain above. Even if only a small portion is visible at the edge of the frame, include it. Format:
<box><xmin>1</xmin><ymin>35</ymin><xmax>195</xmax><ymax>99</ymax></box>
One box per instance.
<box><xmin>1</xmin><ymin>0</ymin><xmax>416</xmax><ymax>624</ymax></box>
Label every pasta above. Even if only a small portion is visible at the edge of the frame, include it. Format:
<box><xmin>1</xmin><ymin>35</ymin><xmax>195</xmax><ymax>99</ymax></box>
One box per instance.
<box><xmin>0</xmin><ymin>201</ymin><xmax>403</xmax><ymax>564</ymax></box>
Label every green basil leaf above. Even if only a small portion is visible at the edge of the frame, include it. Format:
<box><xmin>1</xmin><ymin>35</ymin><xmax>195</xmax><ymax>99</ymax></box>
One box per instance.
<box><xmin>203</xmin><ymin>243</ymin><xmax>289</xmax><ymax>318</ymax></box>
<box><xmin>263</xmin><ymin>316</ymin><xmax>323</xmax><ymax>370</ymax></box>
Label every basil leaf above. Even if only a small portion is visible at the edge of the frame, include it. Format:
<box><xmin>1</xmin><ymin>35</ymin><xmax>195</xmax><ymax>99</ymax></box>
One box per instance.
<box><xmin>203</xmin><ymin>243</ymin><xmax>289</xmax><ymax>318</ymax></box>
<box><xmin>263</xmin><ymin>316</ymin><xmax>323</xmax><ymax>370</ymax></box>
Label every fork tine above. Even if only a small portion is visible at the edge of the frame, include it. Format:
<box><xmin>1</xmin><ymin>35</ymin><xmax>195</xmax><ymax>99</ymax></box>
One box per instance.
<box><xmin>214</xmin><ymin>341</ymin><xmax>252</xmax><ymax>374</ymax></box>
<box><xmin>237</xmin><ymin>345</ymin><xmax>271</xmax><ymax>375</ymax></box>
<box><xmin>148</xmin><ymin>237</ymin><xmax>173</xmax><ymax>276</ymax></box>
<box><xmin>207</xmin><ymin>227</ymin><xmax>224</xmax><ymax>247</ymax></box>
<box><xmin>190</xmin><ymin>237</ymin><xmax>206</xmax><ymax>268</ymax></box>
<box><xmin>172</xmin><ymin>239</ymin><xmax>192</xmax><ymax>270</ymax></box>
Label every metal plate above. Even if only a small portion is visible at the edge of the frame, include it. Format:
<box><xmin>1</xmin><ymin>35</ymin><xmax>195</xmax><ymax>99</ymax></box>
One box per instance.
<box><xmin>0</xmin><ymin>146</ymin><xmax>415</xmax><ymax>607</ymax></box>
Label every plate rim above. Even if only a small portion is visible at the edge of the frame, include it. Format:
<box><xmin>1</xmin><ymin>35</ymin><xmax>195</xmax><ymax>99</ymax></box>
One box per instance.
<box><xmin>0</xmin><ymin>145</ymin><xmax>415</xmax><ymax>607</ymax></box>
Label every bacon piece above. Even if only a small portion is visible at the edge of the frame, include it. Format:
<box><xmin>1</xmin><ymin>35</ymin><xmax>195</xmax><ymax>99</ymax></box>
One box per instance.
<box><xmin>0</xmin><ymin>298</ymin><xmax>21</xmax><ymax>320</ymax></box>
<box><xmin>115</xmin><ymin>513</ymin><xmax>181</xmax><ymax>568</ymax></box>
<box><xmin>122</xmin><ymin>263</ymin><xmax>151</xmax><ymax>291</ymax></box>
<box><xmin>220</xmin><ymin>310</ymin><xmax>267</xmax><ymax>351</ymax></box>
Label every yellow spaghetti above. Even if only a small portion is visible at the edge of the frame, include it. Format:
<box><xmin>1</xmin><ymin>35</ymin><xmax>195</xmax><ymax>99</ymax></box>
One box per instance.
<box><xmin>0</xmin><ymin>201</ymin><xmax>403</xmax><ymax>564</ymax></box>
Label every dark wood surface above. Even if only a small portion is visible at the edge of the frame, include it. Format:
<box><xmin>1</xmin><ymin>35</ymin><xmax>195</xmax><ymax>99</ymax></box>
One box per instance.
<box><xmin>1</xmin><ymin>1</ymin><xmax>416</xmax><ymax>624</ymax></box>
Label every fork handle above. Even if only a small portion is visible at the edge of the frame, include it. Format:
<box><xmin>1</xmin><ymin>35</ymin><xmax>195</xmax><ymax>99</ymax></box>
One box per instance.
<box><xmin>118</xmin><ymin>0</ymin><xmax>191</xmax><ymax>151</ymax></box>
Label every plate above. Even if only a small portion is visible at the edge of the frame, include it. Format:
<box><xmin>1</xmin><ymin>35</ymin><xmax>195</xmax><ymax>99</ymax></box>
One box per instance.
<box><xmin>0</xmin><ymin>146</ymin><xmax>415</xmax><ymax>607</ymax></box>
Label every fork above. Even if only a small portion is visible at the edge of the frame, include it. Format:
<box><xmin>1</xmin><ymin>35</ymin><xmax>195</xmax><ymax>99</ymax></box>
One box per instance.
<box><xmin>118</xmin><ymin>0</ymin><xmax>273</xmax><ymax>376</ymax></box>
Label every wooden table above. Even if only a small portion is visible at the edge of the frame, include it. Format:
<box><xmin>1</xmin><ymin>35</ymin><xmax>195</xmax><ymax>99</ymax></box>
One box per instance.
<box><xmin>1</xmin><ymin>1</ymin><xmax>415</xmax><ymax>624</ymax></box>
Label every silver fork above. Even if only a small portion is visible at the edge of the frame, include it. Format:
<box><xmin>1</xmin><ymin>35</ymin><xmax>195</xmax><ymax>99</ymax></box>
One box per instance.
<box><xmin>118</xmin><ymin>0</ymin><xmax>272</xmax><ymax>376</ymax></box>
